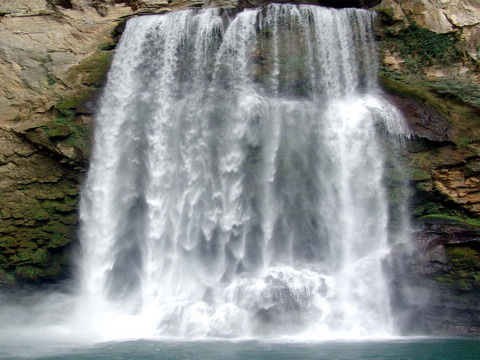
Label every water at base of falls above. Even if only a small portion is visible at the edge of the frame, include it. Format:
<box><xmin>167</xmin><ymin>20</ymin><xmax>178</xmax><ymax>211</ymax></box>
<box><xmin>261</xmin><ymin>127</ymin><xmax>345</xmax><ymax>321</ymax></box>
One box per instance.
<box><xmin>6</xmin><ymin>4</ymin><xmax>411</xmax><ymax>343</ymax></box>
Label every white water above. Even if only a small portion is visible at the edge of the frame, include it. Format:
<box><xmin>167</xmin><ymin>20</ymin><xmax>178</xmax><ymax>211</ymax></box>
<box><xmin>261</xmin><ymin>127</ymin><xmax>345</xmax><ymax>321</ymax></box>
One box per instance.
<box><xmin>0</xmin><ymin>4</ymin><xmax>410</xmax><ymax>350</ymax></box>
<box><xmin>74</xmin><ymin>4</ymin><xmax>408</xmax><ymax>339</ymax></box>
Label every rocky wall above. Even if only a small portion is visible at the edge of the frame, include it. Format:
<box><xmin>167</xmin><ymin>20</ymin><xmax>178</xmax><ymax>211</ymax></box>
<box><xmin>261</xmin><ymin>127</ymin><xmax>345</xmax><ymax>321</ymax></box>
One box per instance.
<box><xmin>375</xmin><ymin>0</ymin><xmax>480</xmax><ymax>335</ymax></box>
<box><xmin>0</xmin><ymin>0</ymin><xmax>129</xmax><ymax>285</ymax></box>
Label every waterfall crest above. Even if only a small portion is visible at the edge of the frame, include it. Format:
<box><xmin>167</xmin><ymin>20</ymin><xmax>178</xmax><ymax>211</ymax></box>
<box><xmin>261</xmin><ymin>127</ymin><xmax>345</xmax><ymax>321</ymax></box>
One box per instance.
<box><xmin>78</xmin><ymin>4</ymin><xmax>408</xmax><ymax>339</ymax></box>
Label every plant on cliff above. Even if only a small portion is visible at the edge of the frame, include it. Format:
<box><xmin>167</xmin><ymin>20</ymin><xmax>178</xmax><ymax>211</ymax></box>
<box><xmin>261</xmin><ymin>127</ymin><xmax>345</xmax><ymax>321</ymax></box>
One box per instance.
<box><xmin>40</xmin><ymin>104</ymin><xmax>91</xmax><ymax>160</ymax></box>
<box><xmin>419</xmin><ymin>214</ymin><xmax>480</xmax><ymax>228</ymax></box>
<box><xmin>426</xmin><ymin>79</ymin><xmax>480</xmax><ymax>109</ymax></box>
<box><xmin>437</xmin><ymin>246</ymin><xmax>480</xmax><ymax>293</ymax></box>
<box><xmin>380</xmin><ymin>68</ymin><xmax>480</xmax><ymax>145</ymax></box>
<box><xmin>385</xmin><ymin>24</ymin><xmax>462</xmax><ymax>72</ymax></box>
<box><xmin>67</xmin><ymin>51</ymin><xmax>114</xmax><ymax>87</ymax></box>
<box><xmin>40</xmin><ymin>50</ymin><xmax>115</xmax><ymax>161</ymax></box>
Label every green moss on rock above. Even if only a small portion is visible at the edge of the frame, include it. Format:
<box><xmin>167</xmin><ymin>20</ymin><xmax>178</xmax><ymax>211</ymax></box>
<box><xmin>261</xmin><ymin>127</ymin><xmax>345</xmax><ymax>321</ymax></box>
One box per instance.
<box><xmin>32</xmin><ymin>208</ymin><xmax>50</xmax><ymax>221</ymax></box>
<box><xmin>419</xmin><ymin>214</ymin><xmax>480</xmax><ymax>228</ymax></box>
<box><xmin>44</xmin><ymin>124</ymin><xmax>75</xmax><ymax>139</ymax></box>
<box><xmin>0</xmin><ymin>176</ymin><xmax>80</xmax><ymax>284</ymax></box>
<box><xmin>98</xmin><ymin>42</ymin><xmax>117</xmax><ymax>51</ymax></box>
<box><xmin>381</xmin><ymin>24</ymin><xmax>462</xmax><ymax>72</ymax></box>
<box><xmin>408</xmin><ymin>168</ymin><xmax>431</xmax><ymax>181</ymax></box>
<box><xmin>67</xmin><ymin>51</ymin><xmax>114</xmax><ymax>87</ymax></box>
<box><xmin>380</xmin><ymin>72</ymin><xmax>448</xmax><ymax>114</ymax></box>
<box><xmin>56</xmin><ymin>88</ymin><xmax>95</xmax><ymax>114</ymax></box>
<box><xmin>39</xmin><ymin>50</ymin><xmax>115</xmax><ymax>164</ymax></box>
<box><xmin>15</xmin><ymin>265</ymin><xmax>42</xmax><ymax>281</ymax></box>
<box><xmin>381</xmin><ymin>71</ymin><xmax>480</xmax><ymax>145</ymax></box>
<box><xmin>40</xmin><ymin>112</ymin><xmax>92</xmax><ymax>161</ymax></box>
<box><xmin>426</xmin><ymin>79</ymin><xmax>480</xmax><ymax>109</ymax></box>
<box><xmin>0</xmin><ymin>237</ymin><xmax>19</xmax><ymax>249</ymax></box>
<box><xmin>437</xmin><ymin>245</ymin><xmax>480</xmax><ymax>292</ymax></box>
<box><xmin>376</xmin><ymin>6</ymin><xmax>395</xmax><ymax>22</ymax></box>
<box><xmin>448</xmin><ymin>246</ymin><xmax>480</xmax><ymax>268</ymax></box>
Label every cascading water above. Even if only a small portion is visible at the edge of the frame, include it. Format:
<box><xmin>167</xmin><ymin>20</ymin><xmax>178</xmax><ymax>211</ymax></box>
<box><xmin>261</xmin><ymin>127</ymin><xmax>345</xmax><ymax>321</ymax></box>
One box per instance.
<box><xmin>77</xmin><ymin>4</ymin><xmax>408</xmax><ymax>339</ymax></box>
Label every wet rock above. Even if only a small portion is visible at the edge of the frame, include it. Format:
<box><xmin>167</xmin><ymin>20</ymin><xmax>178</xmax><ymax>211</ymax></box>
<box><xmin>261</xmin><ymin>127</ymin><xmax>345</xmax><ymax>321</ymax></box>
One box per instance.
<box><xmin>390</xmin><ymin>218</ymin><xmax>480</xmax><ymax>335</ymax></box>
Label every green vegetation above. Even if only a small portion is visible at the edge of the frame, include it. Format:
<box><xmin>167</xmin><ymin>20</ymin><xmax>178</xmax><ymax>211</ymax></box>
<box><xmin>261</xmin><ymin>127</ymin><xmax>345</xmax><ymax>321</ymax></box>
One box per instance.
<box><xmin>382</xmin><ymin>151</ymin><xmax>410</xmax><ymax>231</ymax></box>
<box><xmin>36</xmin><ymin>91</ymin><xmax>94</xmax><ymax>160</ymax></box>
<box><xmin>0</xmin><ymin>269</ymin><xmax>15</xmax><ymax>286</ymax></box>
<box><xmin>40</xmin><ymin>49</ymin><xmax>116</xmax><ymax>161</ymax></box>
<box><xmin>407</xmin><ymin>168</ymin><xmax>431</xmax><ymax>181</ymax></box>
<box><xmin>0</xmin><ymin>45</ymin><xmax>115</xmax><ymax>285</ymax></box>
<box><xmin>411</xmin><ymin>186</ymin><xmax>480</xmax><ymax>227</ymax></box>
<box><xmin>379</xmin><ymin>18</ymin><xmax>480</xmax><ymax>145</ymax></box>
<box><xmin>380</xmin><ymin>69</ymin><xmax>480</xmax><ymax>145</ymax></box>
<box><xmin>380</xmin><ymin>69</ymin><xmax>446</xmax><ymax>111</ymax></box>
<box><xmin>56</xmin><ymin>88</ymin><xmax>92</xmax><ymax>112</ymax></box>
<box><xmin>15</xmin><ymin>266</ymin><xmax>42</xmax><ymax>281</ymax></box>
<box><xmin>98</xmin><ymin>42</ymin><xmax>117</xmax><ymax>51</ymax></box>
<box><xmin>383</xmin><ymin>25</ymin><xmax>462</xmax><ymax>72</ymax></box>
<box><xmin>376</xmin><ymin>6</ymin><xmax>395</xmax><ymax>22</ymax></box>
<box><xmin>456</xmin><ymin>137</ymin><xmax>473</xmax><ymax>150</ymax></box>
<box><xmin>41</xmin><ymin>115</ymin><xmax>91</xmax><ymax>159</ymax></box>
<box><xmin>67</xmin><ymin>51</ymin><xmax>114</xmax><ymax>87</ymax></box>
<box><xmin>419</xmin><ymin>214</ymin><xmax>480</xmax><ymax>227</ymax></box>
<box><xmin>384</xmin><ymin>159</ymin><xmax>406</xmax><ymax>204</ymax></box>
<box><xmin>382</xmin><ymin>54</ymin><xmax>480</xmax><ymax>227</ymax></box>
<box><xmin>437</xmin><ymin>245</ymin><xmax>480</xmax><ymax>292</ymax></box>
<box><xmin>0</xmin><ymin>179</ymin><xmax>80</xmax><ymax>283</ymax></box>
<box><xmin>426</xmin><ymin>79</ymin><xmax>480</xmax><ymax>108</ymax></box>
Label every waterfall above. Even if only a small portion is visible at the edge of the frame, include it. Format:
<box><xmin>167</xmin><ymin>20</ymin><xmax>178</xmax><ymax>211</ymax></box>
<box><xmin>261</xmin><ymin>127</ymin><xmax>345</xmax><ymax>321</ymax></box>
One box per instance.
<box><xmin>77</xmin><ymin>4</ymin><xmax>408</xmax><ymax>339</ymax></box>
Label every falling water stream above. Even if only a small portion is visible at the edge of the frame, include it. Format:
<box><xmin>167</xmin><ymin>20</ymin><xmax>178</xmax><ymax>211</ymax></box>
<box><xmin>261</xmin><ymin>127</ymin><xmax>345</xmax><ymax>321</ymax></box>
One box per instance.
<box><xmin>76</xmin><ymin>4</ymin><xmax>407</xmax><ymax>339</ymax></box>
<box><xmin>0</xmin><ymin>4</ymin><xmax>413</xmax><ymax>357</ymax></box>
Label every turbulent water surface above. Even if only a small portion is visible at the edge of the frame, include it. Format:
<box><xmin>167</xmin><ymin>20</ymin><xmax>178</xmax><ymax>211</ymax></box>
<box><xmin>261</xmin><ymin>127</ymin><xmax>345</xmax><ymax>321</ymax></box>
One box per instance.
<box><xmin>0</xmin><ymin>3</ymin><xmax>420</xmax><ymax>356</ymax></box>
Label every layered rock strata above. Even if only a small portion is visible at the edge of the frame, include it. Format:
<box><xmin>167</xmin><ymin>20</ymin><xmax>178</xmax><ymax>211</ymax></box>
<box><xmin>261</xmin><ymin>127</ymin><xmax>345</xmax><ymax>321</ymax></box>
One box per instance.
<box><xmin>375</xmin><ymin>0</ymin><xmax>480</xmax><ymax>335</ymax></box>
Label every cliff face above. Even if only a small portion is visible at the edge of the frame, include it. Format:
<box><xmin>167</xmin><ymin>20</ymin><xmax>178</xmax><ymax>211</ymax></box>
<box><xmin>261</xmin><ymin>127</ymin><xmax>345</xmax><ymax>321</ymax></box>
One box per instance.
<box><xmin>0</xmin><ymin>0</ymin><xmax>131</xmax><ymax>284</ymax></box>
<box><xmin>375</xmin><ymin>0</ymin><xmax>480</xmax><ymax>335</ymax></box>
<box><xmin>0</xmin><ymin>0</ymin><xmax>479</xmax><ymax>334</ymax></box>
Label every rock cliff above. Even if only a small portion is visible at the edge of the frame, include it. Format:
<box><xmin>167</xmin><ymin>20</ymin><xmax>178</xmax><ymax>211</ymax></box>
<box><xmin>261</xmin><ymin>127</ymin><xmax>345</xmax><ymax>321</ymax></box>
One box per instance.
<box><xmin>0</xmin><ymin>0</ymin><xmax>130</xmax><ymax>284</ymax></box>
<box><xmin>375</xmin><ymin>0</ymin><xmax>480</xmax><ymax>335</ymax></box>
<box><xmin>0</xmin><ymin>0</ymin><xmax>479</xmax><ymax>334</ymax></box>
